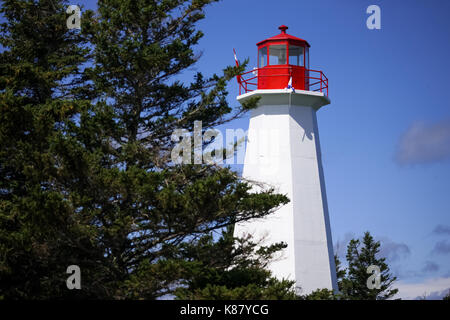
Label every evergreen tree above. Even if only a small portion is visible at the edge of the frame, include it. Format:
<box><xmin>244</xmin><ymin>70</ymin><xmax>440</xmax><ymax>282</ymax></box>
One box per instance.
<box><xmin>334</xmin><ymin>254</ymin><xmax>346</xmax><ymax>292</ymax></box>
<box><xmin>303</xmin><ymin>288</ymin><xmax>337</xmax><ymax>300</ymax></box>
<box><xmin>340</xmin><ymin>232</ymin><xmax>398</xmax><ymax>300</ymax></box>
<box><xmin>0</xmin><ymin>0</ymin><xmax>101</xmax><ymax>298</ymax></box>
<box><xmin>305</xmin><ymin>234</ymin><xmax>399</xmax><ymax>300</ymax></box>
<box><xmin>173</xmin><ymin>227</ymin><xmax>299</xmax><ymax>300</ymax></box>
<box><xmin>1</xmin><ymin>0</ymin><xmax>291</xmax><ymax>299</ymax></box>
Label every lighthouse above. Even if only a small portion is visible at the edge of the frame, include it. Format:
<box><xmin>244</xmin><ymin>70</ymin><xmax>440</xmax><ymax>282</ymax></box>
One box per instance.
<box><xmin>234</xmin><ymin>25</ymin><xmax>338</xmax><ymax>294</ymax></box>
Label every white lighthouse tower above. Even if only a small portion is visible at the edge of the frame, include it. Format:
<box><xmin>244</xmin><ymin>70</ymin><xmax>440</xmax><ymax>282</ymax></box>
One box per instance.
<box><xmin>234</xmin><ymin>25</ymin><xmax>338</xmax><ymax>294</ymax></box>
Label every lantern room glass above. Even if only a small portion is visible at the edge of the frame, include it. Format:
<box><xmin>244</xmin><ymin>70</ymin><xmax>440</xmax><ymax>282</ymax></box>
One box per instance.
<box><xmin>306</xmin><ymin>47</ymin><xmax>309</xmax><ymax>69</ymax></box>
<box><xmin>288</xmin><ymin>45</ymin><xmax>304</xmax><ymax>66</ymax></box>
<box><xmin>268</xmin><ymin>45</ymin><xmax>287</xmax><ymax>65</ymax></box>
<box><xmin>258</xmin><ymin>47</ymin><xmax>267</xmax><ymax>68</ymax></box>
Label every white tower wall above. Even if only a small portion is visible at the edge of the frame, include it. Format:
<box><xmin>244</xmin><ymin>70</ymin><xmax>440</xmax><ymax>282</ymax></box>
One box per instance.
<box><xmin>234</xmin><ymin>89</ymin><xmax>337</xmax><ymax>295</ymax></box>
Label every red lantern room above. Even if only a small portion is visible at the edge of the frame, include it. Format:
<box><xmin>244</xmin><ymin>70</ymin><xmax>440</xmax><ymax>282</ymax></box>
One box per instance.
<box><xmin>257</xmin><ymin>25</ymin><xmax>310</xmax><ymax>90</ymax></box>
<box><xmin>236</xmin><ymin>25</ymin><xmax>328</xmax><ymax>96</ymax></box>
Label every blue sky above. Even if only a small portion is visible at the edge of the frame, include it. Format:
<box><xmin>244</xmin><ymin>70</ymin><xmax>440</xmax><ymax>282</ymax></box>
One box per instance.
<box><xmin>190</xmin><ymin>0</ymin><xmax>450</xmax><ymax>299</ymax></box>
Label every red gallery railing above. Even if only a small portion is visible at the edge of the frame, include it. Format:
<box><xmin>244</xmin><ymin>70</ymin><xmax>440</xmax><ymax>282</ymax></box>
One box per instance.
<box><xmin>237</xmin><ymin>67</ymin><xmax>328</xmax><ymax>97</ymax></box>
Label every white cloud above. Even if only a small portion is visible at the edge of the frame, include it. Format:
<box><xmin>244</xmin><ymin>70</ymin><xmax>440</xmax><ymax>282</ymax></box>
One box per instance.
<box><xmin>432</xmin><ymin>240</ymin><xmax>450</xmax><ymax>255</ymax></box>
<box><xmin>334</xmin><ymin>234</ymin><xmax>411</xmax><ymax>263</ymax></box>
<box><xmin>422</xmin><ymin>261</ymin><xmax>440</xmax><ymax>273</ymax></box>
<box><xmin>395</xmin><ymin>277</ymin><xmax>450</xmax><ymax>300</ymax></box>
<box><xmin>378</xmin><ymin>237</ymin><xmax>411</xmax><ymax>263</ymax></box>
<box><xmin>433</xmin><ymin>224</ymin><xmax>450</xmax><ymax>235</ymax></box>
<box><xmin>396</xmin><ymin>119</ymin><xmax>450</xmax><ymax>165</ymax></box>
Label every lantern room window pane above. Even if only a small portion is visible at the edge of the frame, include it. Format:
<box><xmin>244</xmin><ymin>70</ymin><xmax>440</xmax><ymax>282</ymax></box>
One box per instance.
<box><xmin>288</xmin><ymin>45</ymin><xmax>304</xmax><ymax>66</ymax></box>
<box><xmin>268</xmin><ymin>45</ymin><xmax>287</xmax><ymax>65</ymax></box>
<box><xmin>306</xmin><ymin>47</ymin><xmax>309</xmax><ymax>69</ymax></box>
<box><xmin>259</xmin><ymin>47</ymin><xmax>267</xmax><ymax>68</ymax></box>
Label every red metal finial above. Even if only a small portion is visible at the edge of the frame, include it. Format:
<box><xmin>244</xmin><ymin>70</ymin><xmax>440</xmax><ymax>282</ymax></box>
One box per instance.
<box><xmin>278</xmin><ymin>25</ymin><xmax>288</xmax><ymax>34</ymax></box>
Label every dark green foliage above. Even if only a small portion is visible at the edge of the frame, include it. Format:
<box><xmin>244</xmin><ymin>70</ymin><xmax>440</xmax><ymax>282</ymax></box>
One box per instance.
<box><xmin>0</xmin><ymin>0</ymin><xmax>289</xmax><ymax>299</ymax></box>
<box><xmin>173</xmin><ymin>227</ymin><xmax>299</xmax><ymax>300</ymax></box>
<box><xmin>337</xmin><ymin>232</ymin><xmax>398</xmax><ymax>300</ymax></box>
<box><xmin>301</xmin><ymin>232</ymin><xmax>399</xmax><ymax>300</ymax></box>
<box><xmin>303</xmin><ymin>288</ymin><xmax>337</xmax><ymax>300</ymax></box>
<box><xmin>334</xmin><ymin>254</ymin><xmax>346</xmax><ymax>291</ymax></box>
<box><xmin>0</xmin><ymin>0</ymin><xmax>98</xmax><ymax>299</ymax></box>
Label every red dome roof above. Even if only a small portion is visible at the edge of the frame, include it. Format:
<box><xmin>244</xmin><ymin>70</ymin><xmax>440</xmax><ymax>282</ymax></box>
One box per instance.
<box><xmin>256</xmin><ymin>25</ymin><xmax>310</xmax><ymax>47</ymax></box>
